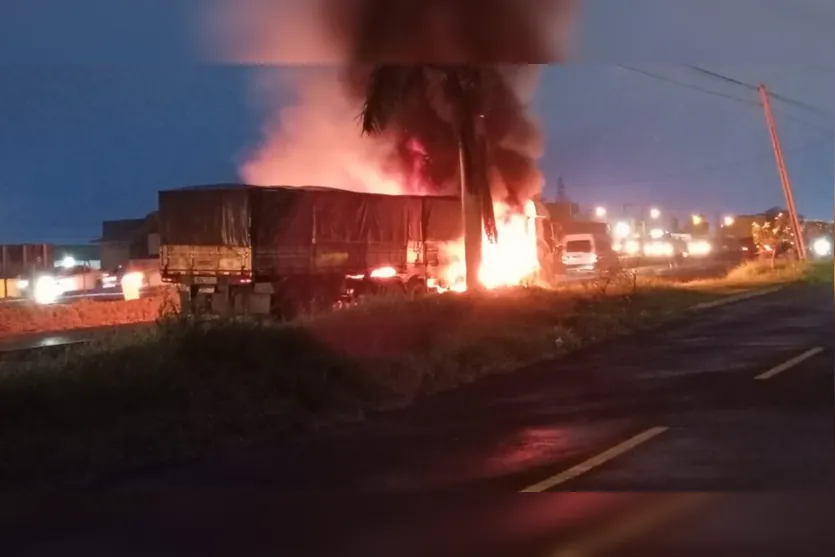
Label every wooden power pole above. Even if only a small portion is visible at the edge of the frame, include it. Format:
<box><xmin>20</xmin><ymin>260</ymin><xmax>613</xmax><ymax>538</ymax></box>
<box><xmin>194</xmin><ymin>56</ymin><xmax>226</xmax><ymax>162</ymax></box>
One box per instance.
<box><xmin>758</xmin><ymin>84</ymin><xmax>807</xmax><ymax>260</ymax></box>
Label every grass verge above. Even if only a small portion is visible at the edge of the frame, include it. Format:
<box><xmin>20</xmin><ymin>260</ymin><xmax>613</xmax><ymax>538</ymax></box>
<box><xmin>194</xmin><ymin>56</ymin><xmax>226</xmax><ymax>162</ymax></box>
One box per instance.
<box><xmin>0</xmin><ymin>260</ymin><xmax>823</xmax><ymax>487</ymax></box>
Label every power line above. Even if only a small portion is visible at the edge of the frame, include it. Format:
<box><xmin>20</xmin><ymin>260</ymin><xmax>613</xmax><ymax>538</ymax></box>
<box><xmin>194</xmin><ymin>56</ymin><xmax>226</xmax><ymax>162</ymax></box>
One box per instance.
<box><xmin>573</xmin><ymin>136</ymin><xmax>832</xmax><ymax>191</ymax></box>
<box><xmin>684</xmin><ymin>64</ymin><xmax>833</xmax><ymax>118</ymax></box>
<box><xmin>767</xmin><ymin>91</ymin><xmax>832</xmax><ymax>118</ymax></box>
<box><xmin>774</xmin><ymin>111</ymin><xmax>832</xmax><ymax>134</ymax></box>
<box><xmin>619</xmin><ymin>65</ymin><xmax>831</xmax><ymax>132</ymax></box>
<box><xmin>683</xmin><ymin>65</ymin><xmax>756</xmax><ymax>90</ymax></box>
<box><xmin>617</xmin><ymin>65</ymin><xmax>759</xmax><ymax>106</ymax></box>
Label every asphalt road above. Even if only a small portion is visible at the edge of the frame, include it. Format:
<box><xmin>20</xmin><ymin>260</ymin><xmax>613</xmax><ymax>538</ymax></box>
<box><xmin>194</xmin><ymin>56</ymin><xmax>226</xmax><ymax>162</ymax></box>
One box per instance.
<box><xmin>2</xmin><ymin>284</ymin><xmax>832</xmax><ymax>555</ymax></box>
<box><xmin>124</xmin><ymin>282</ymin><xmax>831</xmax><ymax>493</ymax></box>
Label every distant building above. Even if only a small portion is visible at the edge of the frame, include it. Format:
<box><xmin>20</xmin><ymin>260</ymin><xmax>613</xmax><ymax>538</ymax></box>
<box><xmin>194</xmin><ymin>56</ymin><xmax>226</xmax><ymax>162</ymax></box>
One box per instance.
<box><xmin>0</xmin><ymin>244</ymin><xmax>53</xmax><ymax>278</ymax></box>
<box><xmin>53</xmin><ymin>244</ymin><xmax>100</xmax><ymax>267</ymax></box>
<box><xmin>93</xmin><ymin>212</ymin><xmax>159</xmax><ymax>270</ymax></box>
<box><xmin>543</xmin><ymin>201</ymin><xmax>579</xmax><ymax>222</ymax></box>
<box><xmin>723</xmin><ymin>213</ymin><xmax>769</xmax><ymax>238</ymax></box>
<box><xmin>804</xmin><ymin>219</ymin><xmax>834</xmax><ymax>238</ymax></box>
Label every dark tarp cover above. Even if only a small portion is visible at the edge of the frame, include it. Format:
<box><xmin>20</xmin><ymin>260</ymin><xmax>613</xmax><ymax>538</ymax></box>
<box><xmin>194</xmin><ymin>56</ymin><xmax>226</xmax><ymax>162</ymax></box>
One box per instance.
<box><xmin>160</xmin><ymin>185</ymin><xmax>462</xmax><ymax>250</ymax></box>
<box><xmin>358</xmin><ymin>194</ymin><xmax>423</xmax><ymax>244</ymax></box>
<box><xmin>252</xmin><ymin>189</ymin><xmax>432</xmax><ymax>247</ymax></box>
<box><xmin>421</xmin><ymin>196</ymin><xmax>461</xmax><ymax>242</ymax></box>
<box><xmin>159</xmin><ymin>186</ymin><xmax>251</xmax><ymax>247</ymax></box>
<box><xmin>250</xmin><ymin>188</ymin><xmax>315</xmax><ymax>247</ymax></box>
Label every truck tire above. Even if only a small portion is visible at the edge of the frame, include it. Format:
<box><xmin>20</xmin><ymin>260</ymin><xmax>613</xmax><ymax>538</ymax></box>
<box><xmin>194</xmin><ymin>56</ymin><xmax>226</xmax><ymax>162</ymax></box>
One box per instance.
<box><xmin>406</xmin><ymin>277</ymin><xmax>428</xmax><ymax>297</ymax></box>
<box><xmin>272</xmin><ymin>291</ymin><xmax>304</xmax><ymax>321</ymax></box>
<box><xmin>380</xmin><ymin>279</ymin><xmax>407</xmax><ymax>297</ymax></box>
<box><xmin>188</xmin><ymin>285</ymin><xmax>206</xmax><ymax>315</ymax></box>
<box><xmin>309</xmin><ymin>283</ymin><xmax>336</xmax><ymax>314</ymax></box>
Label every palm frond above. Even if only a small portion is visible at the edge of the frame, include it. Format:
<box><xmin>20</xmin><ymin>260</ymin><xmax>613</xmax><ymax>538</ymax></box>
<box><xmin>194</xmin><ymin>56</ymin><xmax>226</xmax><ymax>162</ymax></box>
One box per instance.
<box><xmin>359</xmin><ymin>65</ymin><xmax>427</xmax><ymax>135</ymax></box>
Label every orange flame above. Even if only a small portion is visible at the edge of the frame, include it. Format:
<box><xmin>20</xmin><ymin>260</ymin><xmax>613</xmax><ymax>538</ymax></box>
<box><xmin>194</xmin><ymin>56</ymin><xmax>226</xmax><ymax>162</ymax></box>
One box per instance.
<box><xmin>442</xmin><ymin>200</ymin><xmax>539</xmax><ymax>291</ymax></box>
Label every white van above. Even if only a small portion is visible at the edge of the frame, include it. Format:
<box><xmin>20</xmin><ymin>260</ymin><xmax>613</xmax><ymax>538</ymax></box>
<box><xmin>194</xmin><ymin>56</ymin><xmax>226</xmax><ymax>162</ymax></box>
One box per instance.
<box><xmin>560</xmin><ymin>233</ymin><xmax>620</xmax><ymax>274</ymax></box>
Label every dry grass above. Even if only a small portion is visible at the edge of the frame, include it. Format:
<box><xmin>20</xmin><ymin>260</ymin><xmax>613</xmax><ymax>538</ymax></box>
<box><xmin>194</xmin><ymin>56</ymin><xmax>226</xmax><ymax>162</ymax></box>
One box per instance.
<box><xmin>0</xmin><ymin>262</ymin><xmax>819</xmax><ymax>487</ymax></box>
<box><xmin>0</xmin><ymin>293</ymin><xmax>177</xmax><ymax>338</ymax></box>
<box><xmin>681</xmin><ymin>259</ymin><xmax>825</xmax><ymax>293</ymax></box>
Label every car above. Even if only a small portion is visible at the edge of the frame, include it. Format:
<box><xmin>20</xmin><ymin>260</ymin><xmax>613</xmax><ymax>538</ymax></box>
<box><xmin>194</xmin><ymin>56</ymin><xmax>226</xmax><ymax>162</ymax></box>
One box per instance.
<box><xmin>559</xmin><ymin>233</ymin><xmax>621</xmax><ymax>275</ymax></box>
<box><xmin>15</xmin><ymin>264</ymin><xmax>101</xmax><ymax>304</ymax></box>
<box><xmin>51</xmin><ymin>264</ymin><xmax>101</xmax><ymax>294</ymax></box>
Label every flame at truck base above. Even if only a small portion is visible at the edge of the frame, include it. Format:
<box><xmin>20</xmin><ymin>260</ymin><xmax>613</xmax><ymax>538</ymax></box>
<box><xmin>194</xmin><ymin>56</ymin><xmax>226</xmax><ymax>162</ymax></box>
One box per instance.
<box><xmin>439</xmin><ymin>200</ymin><xmax>540</xmax><ymax>292</ymax></box>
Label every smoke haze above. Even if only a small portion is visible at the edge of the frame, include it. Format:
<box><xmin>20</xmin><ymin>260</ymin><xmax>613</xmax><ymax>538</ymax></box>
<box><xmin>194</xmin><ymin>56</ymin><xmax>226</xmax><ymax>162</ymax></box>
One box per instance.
<box><xmin>203</xmin><ymin>0</ymin><xmax>575</xmax><ymax>202</ymax></box>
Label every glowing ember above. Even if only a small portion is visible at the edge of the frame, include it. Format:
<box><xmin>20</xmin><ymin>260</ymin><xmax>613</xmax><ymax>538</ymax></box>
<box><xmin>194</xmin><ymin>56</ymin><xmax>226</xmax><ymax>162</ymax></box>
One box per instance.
<box><xmin>442</xmin><ymin>200</ymin><xmax>540</xmax><ymax>291</ymax></box>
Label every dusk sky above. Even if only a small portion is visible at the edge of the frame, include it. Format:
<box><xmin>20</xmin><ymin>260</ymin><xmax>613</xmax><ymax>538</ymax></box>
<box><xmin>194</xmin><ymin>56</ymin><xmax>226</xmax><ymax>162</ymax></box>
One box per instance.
<box><xmin>1</xmin><ymin>0</ymin><xmax>832</xmax><ymax>243</ymax></box>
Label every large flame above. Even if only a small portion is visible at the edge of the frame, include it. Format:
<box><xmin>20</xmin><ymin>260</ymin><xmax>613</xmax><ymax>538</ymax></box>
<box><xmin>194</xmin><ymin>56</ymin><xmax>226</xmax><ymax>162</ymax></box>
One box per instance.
<box><xmin>442</xmin><ymin>200</ymin><xmax>540</xmax><ymax>292</ymax></box>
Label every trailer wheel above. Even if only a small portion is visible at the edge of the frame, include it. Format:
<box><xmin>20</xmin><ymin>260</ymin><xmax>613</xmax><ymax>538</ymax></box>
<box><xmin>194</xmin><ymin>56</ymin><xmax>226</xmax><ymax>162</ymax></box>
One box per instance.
<box><xmin>188</xmin><ymin>285</ymin><xmax>205</xmax><ymax>315</ymax></box>
<box><xmin>309</xmin><ymin>283</ymin><xmax>336</xmax><ymax>315</ymax></box>
<box><xmin>281</xmin><ymin>294</ymin><xmax>305</xmax><ymax>321</ymax></box>
<box><xmin>379</xmin><ymin>279</ymin><xmax>406</xmax><ymax>297</ymax></box>
<box><xmin>406</xmin><ymin>277</ymin><xmax>428</xmax><ymax>297</ymax></box>
<box><xmin>271</xmin><ymin>286</ymin><xmax>305</xmax><ymax>321</ymax></box>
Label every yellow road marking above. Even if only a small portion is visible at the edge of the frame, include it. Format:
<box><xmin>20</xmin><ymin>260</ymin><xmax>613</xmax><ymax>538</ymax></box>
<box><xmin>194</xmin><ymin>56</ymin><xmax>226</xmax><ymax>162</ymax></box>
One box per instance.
<box><xmin>754</xmin><ymin>347</ymin><xmax>825</xmax><ymax>380</ymax></box>
<box><xmin>550</xmin><ymin>493</ymin><xmax>719</xmax><ymax>557</ymax></box>
<box><xmin>519</xmin><ymin>426</ymin><xmax>668</xmax><ymax>492</ymax></box>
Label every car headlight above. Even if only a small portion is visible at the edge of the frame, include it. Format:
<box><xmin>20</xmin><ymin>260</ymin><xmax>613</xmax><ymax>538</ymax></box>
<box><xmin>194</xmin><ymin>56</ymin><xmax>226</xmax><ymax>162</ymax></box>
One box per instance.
<box><xmin>687</xmin><ymin>240</ymin><xmax>711</xmax><ymax>256</ymax></box>
<box><xmin>644</xmin><ymin>242</ymin><xmax>673</xmax><ymax>257</ymax></box>
<box><xmin>812</xmin><ymin>237</ymin><xmax>832</xmax><ymax>257</ymax></box>
<box><xmin>121</xmin><ymin>271</ymin><xmax>145</xmax><ymax>288</ymax></box>
<box><xmin>624</xmin><ymin>239</ymin><xmax>641</xmax><ymax>255</ymax></box>
<box><xmin>33</xmin><ymin>275</ymin><xmax>60</xmax><ymax>304</ymax></box>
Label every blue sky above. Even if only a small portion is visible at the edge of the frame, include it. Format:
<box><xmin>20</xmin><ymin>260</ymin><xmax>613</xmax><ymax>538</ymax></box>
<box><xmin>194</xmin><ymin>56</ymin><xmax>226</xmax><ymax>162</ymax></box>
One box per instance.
<box><xmin>0</xmin><ymin>0</ymin><xmax>832</xmax><ymax>243</ymax></box>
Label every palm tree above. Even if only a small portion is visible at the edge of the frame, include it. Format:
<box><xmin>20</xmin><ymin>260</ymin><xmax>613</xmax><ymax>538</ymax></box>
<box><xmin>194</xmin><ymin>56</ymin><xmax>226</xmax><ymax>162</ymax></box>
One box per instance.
<box><xmin>358</xmin><ymin>65</ymin><xmax>497</xmax><ymax>291</ymax></box>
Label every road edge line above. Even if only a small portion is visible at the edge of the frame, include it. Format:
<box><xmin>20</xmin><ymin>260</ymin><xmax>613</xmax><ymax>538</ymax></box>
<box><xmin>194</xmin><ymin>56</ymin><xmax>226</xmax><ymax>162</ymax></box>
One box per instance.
<box><xmin>690</xmin><ymin>286</ymin><xmax>784</xmax><ymax>312</ymax></box>
<box><xmin>755</xmin><ymin>346</ymin><xmax>825</xmax><ymax>380</ymax></box>
<box><xmin>520</xmin><ymin>426</ymin><xmax>668</xmax><ymax>492</ymax></box>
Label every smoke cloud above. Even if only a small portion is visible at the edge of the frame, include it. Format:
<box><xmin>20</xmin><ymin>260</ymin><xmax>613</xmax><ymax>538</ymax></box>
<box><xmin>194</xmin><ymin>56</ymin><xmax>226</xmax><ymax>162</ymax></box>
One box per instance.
<box><xmin>319</xmin><ymin>0</ymin><xmax>574</xmax><ymax>64</ymax></box>
<box><xmin>241</xmin><ymin>67</ymin><xmax>436</xmax><ymax>194</ymax></box>
<box><xmin>204</xmin><ymin>0</ymin><xmax>575</xmax><ymax>203</ymax></box>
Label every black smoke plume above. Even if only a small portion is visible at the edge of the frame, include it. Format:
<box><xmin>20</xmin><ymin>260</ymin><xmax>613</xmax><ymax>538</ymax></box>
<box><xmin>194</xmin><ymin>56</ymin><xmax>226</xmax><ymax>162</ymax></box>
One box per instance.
<box><xmin>318</xmin><ymin>0</ymin><xmax>575</xmax><ymax>205</ymax></box>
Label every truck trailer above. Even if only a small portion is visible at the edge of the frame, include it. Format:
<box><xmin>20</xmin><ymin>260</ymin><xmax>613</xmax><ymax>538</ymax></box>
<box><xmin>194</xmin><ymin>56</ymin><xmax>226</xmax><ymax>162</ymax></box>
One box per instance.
<box><xmin>158</xmin><ymin>184</ymin><xmax>466</xmax><ymax>317</ymax></box>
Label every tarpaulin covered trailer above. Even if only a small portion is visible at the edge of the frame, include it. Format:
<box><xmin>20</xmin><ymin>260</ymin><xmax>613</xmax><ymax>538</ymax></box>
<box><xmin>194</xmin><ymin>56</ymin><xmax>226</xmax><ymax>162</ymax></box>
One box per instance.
<box><xmin>158</xmin><ymin>184</ymin><xmax>463</xmax><ymax>316</ymax></box>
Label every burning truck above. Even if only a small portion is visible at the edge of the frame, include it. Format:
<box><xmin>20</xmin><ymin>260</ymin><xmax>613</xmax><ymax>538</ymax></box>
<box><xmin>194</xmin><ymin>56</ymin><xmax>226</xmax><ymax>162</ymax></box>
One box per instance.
<box><xmin>158</xmin><ymin>184</ymin><xmax>557</xmax><ymax>317</ymax></box>
<box><xmin>186</xmin><ymin>1</ymin><xmax>580</xmax><ymax>317</ymax></box>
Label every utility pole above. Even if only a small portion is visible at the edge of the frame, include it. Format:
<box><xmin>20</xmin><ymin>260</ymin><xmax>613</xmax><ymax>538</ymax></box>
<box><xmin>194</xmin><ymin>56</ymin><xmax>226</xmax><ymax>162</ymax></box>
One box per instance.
<box><xmin>556</xmin><ymin>176</ymin><xmax>567</xmax><ymax>202</ymax></box>
<box><xmin>758</xmin><ymin>84</ymin><xmax>807</xmax><ymax>260</ymax></box>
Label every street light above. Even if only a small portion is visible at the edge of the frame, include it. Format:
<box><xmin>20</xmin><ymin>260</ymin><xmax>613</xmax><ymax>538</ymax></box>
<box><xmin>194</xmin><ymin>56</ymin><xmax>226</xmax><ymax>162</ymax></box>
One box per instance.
<box><xmin>613</xmin><ymin>221</ymin><xmax>631</xmax><ymax>238</ymax></box>
<box><xmin>723</xmin><ymin>215</ymin><xmax>734</xmax><ymax>227</ymax></box>
<box><xmin>649</xmin><ymin>207</ymin><xmax>661</xmax><ymax>219</ymax></box>
<box><xmin>595</xmin><ymin>206</ymin><xmax>607</xmax><ymax>218</ymax></box>
<box><xmin>692</xmin><ymin>214</ymin><xmax>703</xmax><ymax>225</ymax></box>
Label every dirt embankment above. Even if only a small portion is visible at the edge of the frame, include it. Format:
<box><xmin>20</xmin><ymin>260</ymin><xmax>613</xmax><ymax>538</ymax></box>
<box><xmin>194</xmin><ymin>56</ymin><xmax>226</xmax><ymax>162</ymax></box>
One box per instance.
<box><xmin>0</xmin><ymin>294</ymin><xmax>177</xmax><ymax>338</ymax></box>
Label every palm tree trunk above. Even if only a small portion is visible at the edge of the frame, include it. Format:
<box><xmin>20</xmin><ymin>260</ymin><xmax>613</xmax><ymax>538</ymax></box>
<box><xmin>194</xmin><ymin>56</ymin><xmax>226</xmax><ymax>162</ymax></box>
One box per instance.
<box><xmin>459</xmin><ymin>133</ymin><xmax>483</xmax><ymax>292</ymax></box>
